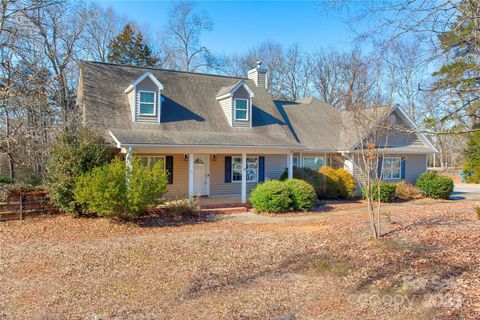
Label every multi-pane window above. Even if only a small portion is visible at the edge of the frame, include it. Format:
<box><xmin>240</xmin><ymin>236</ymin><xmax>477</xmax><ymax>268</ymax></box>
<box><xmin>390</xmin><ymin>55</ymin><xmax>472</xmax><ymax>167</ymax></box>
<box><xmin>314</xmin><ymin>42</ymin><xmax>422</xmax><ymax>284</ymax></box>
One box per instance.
<box><xmin>139</xmin><ymin>91</ymin><xmax>156</xmax><ymax>115</ymax></box>
<box><xmin>293</xmin><ymin>157</ymin><xmax>298</xmax><ymax>168</ymax></box>
<box><xmin>382</xmin><ymin>157</ymin><xmax>401</xmax><ymax>179</ymax></box>
<box><xmin>232</xmin><ymin>156</ymin><xmax>258</xmax><ymax>182</ymax></box>
<box><xmin>303</xmin><ymin>157</ymin><xmax>324</xmax><ymax>171</ymax></box>
<box><xmin>140</xmin><ymin>156</ymin><xmax>165</xmax><ymax>171</ymax></box>
<box><xmin>234</xmin><ymin>99</ymin><xmax>248</xmax><ymax>121</ymax></box>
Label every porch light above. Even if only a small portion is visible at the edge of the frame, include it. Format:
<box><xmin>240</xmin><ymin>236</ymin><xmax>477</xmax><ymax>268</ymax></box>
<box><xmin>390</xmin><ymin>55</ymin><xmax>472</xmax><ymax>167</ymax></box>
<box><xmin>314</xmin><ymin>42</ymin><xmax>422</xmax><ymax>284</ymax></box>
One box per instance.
<box><xmin>184</xmin><ymin>154</ymin><xmax>189</xmax><ymax>161</ymax></box>
<box><xmin>211</xmin><ymin>154</ymin><xmax>217</xmax><ymax>161</ymax></box>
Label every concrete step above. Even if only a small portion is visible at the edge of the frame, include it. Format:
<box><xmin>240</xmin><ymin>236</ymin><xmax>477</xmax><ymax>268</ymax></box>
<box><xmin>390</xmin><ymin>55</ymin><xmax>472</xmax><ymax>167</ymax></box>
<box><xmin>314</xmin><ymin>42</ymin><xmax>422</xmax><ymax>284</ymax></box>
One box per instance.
<box><xmin>201</xmin><ymin>206</ymin><xmax>249</xmax><ymax>214</ymax></box>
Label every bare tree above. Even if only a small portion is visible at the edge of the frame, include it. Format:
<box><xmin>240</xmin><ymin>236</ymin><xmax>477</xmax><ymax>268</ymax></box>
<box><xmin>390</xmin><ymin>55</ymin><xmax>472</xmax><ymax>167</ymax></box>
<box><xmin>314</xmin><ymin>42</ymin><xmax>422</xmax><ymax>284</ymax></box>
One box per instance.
<box><xmin>277</xmin><ymin>43</ymin><xmax>312</xmax><ymax>100</ymax></box>
<box><xmin>311</xmin><ymin>49</ymin><xmax>344</xmax><ymax>108</ymax></box>
<box><xmin>161</xmin><ymin>0</ymin><xmax>213</xmax><ymax>72</ymax></box>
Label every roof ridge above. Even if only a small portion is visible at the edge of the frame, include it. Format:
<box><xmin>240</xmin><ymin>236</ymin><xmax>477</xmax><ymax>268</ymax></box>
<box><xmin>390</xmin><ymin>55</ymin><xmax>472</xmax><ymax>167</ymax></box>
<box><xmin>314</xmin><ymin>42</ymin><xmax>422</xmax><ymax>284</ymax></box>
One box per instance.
<box><xmin>79</xmin><ymin>60</ymin><xmax>248</xmax><ymax>80</ymax></box>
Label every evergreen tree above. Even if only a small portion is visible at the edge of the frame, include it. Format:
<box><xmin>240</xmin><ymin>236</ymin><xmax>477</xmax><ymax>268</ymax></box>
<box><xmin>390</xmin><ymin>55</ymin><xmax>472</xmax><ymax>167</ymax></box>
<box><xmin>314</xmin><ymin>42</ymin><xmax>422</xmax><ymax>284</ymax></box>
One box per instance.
<box><xmin>432</xmin><ymin>0</ymin><xmax>479</xmax><ymax>128</ymax></box>
<box><xmin>107</xmin><ymin>24</ymin><xmax>159</xmax><ymax>66</ymax></box>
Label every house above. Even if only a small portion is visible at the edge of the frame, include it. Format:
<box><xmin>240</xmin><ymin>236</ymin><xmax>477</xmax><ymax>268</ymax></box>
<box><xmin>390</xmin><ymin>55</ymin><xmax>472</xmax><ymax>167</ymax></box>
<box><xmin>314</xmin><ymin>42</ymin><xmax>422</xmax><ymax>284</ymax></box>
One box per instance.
<box><xmin>76</xmin><ymin>61</ymin><xmax>437</xmax><ymax>203</ymax></box>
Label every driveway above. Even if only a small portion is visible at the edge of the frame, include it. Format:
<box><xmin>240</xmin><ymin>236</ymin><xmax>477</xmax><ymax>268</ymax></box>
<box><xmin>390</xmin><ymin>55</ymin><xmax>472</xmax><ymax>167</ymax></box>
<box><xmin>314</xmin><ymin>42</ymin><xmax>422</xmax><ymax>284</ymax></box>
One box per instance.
<box><xmin>209</xmin><ymin>183</ymin><xmax>480</xmax><ymax>224</ymax></box>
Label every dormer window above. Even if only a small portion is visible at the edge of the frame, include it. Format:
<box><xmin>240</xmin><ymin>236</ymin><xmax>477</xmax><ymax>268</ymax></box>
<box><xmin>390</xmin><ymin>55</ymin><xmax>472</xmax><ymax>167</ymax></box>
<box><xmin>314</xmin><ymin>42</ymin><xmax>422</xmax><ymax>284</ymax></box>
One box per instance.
<box><xmin>216</xmin><ymin>80</ymin><xmax>254</xmax><ymax>128</ymax></box>
<box><xmin>125</xmin><ymin>71</ymin><xmax>163</xmax><ymax>123</ymax></box>
<box><xmin>234</xmin><ymin>98</ymin><xmax>248</xmax><ymax>121</ymax></box>
<box><xmin>139</xmin><ymin>91</ymin><xmax>156</xmax><ymax>116</ymax></box>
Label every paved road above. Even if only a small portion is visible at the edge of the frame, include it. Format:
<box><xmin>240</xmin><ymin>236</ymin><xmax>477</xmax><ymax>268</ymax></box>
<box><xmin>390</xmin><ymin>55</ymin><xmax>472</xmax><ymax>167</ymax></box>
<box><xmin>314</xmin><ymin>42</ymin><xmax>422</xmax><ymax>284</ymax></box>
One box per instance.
<box><xmin>208</xmin><ymin>183</ymin><xmax>480</xmax><ymax>224</ymax></box>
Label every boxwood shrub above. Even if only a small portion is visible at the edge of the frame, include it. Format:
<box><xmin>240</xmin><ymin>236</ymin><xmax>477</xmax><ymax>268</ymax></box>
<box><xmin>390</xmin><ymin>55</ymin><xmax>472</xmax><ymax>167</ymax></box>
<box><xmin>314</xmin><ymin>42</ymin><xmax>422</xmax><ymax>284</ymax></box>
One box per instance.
<box><xmin>416</xmin><ymin>171</ymin><xmax>453</xmax><ymax>199</ymax></box>
<box><xmin>250</xmin><ymin>180</ymin><xmax>292</xmax><ymax>213</ymax></box>
<box><xmin>361</xmin><ymin>181</ymin><xmax>397</xmax><ymax>202</ymax></box>
<box><xmin>284</xmin><ymin>179</ymin><xmax>316</xmax><ymax>211</ymax></box>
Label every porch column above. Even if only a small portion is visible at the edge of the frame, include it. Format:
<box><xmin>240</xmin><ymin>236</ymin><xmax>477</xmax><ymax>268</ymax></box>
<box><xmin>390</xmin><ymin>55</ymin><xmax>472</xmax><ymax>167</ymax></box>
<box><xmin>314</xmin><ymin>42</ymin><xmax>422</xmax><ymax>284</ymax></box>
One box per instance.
<box><xmin>299</xmin><ymin>152</ymin><xmax>303</xmax><ymax>168</ymax></box>
<box><xmin>125</xmin><ymin>147</ymin><xmax>133</xmax><ymax>183</ymax></box>
<box><xmin>287</xmin><ymin>153</ymin><xmax>293</xmax><ymax>179</ymax></box>
<box><xmin>241</xmin><ymin>152</ymin><xmax>247</xmax><ymax>203</ymax></box>
<box><xmin>188</xmin><ymin>153</ymin><xmax>194</xmax><ymax>199</ymax></box>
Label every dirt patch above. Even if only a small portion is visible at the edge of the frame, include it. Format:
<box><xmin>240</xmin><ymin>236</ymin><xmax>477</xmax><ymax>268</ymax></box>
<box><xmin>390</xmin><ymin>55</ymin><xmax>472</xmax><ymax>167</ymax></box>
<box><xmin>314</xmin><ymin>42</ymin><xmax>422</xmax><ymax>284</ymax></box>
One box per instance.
<box><xmin>1</xmin><ymin>202</ymin><xmax>479</xmax><ymax>319</ymax></box>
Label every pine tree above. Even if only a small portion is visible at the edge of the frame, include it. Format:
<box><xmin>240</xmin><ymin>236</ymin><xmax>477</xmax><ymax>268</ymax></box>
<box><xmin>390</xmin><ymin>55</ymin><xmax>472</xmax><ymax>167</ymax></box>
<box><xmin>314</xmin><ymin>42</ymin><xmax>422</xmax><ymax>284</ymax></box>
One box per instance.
<box><xmin>107</xmin><ymin>24</ymin><xmax>159</xmax><ymax>67</ymax></box>
<box><xmin>432</xmin><ymin>0</ymin><xmax>479</xmax><ymax>128</ymax></box>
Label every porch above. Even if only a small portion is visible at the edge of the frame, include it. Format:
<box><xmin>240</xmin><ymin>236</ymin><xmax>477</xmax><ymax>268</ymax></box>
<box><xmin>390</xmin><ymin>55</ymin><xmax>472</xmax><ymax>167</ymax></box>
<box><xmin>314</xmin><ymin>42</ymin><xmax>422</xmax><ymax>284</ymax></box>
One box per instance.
<box><xmin>123</xmin><ymin>146</ymin><xmax>298</xmax><ymax>204</ymax></box>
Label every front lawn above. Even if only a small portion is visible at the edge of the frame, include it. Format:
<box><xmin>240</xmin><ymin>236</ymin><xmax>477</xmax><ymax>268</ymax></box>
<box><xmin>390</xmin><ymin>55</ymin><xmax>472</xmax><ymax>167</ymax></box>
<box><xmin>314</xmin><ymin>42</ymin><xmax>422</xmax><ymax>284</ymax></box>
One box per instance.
<box><xmin>1</xmin><ymin>202</ymin><xmax>479</xmax><ymax>319</ymax></box>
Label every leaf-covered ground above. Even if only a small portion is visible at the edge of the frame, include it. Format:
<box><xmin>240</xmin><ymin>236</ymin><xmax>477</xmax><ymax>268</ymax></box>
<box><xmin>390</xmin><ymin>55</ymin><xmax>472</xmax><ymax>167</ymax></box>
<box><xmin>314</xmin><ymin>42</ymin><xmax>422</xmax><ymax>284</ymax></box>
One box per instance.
<box><xmin>1</xmin><ymin>202</ymin><xmax>479</xmax><ymax>319</ymax></box>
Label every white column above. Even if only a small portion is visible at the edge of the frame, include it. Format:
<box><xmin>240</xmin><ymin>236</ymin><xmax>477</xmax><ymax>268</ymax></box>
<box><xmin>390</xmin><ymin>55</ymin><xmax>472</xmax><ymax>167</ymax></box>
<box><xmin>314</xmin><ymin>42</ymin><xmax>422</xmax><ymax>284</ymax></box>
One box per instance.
<box><xmin>188</xmin><ymin>153</ymin><xmax>194</xmax><ymax>199</ymax></box>
<box><xmin>299</xmin><ymin>152</ymin><xmax>303</xmax><ymax>168</ymax></box>
<box><xmin>125</xmin><ymin>147</ymin><xmax>133</xmax><ymax>183</ymax></box>
<box><xmin>287</xmin><ymin>153</ymin><xmax>293</xmax><ymax>179</ymax></box>
<box><xmin>241</xmin><ymin>152</ymin><xmax>247</xmax><ymax>203</ymax></box>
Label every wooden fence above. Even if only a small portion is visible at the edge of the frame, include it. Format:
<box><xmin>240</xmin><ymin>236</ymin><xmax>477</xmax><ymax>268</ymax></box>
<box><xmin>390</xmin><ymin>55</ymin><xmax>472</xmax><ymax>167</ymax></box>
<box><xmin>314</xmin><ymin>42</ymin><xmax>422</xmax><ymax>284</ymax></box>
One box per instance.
<box><xmin>0</xmin><ymin>191</ymin><xmax>57</xmax><ymax>221</ymax></box>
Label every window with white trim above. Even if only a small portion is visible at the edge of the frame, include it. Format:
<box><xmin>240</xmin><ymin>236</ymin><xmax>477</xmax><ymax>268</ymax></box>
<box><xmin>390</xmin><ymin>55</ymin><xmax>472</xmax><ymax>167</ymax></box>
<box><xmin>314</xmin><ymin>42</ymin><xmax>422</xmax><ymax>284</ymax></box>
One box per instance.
<box><xmin>140</xmin><ymin>156</ymin><xmax>165</xmax><ymax>171</ymax></box>
<box><xmin>234</xmin><ymin>98</ymin><xmax>248</xmax><ymax>121</ymax></box>
<box><xmin>139</xmin><ymin>91</ymin><xmax>156</xmax><ymax>116</ymax></box>
<box><xmin>303</xmin><ymin>157</ymin><xmax>324</xmax><ymax>171</ymax></box>
<box><xmin>232</xmin><ymin>156</ymin><xmax>258</xmax><ymax>182</ymax></box>
<box><xmin>382</xmin><ymin>157</ymin><xmax>401</xmax><ymax>179</ymax></box>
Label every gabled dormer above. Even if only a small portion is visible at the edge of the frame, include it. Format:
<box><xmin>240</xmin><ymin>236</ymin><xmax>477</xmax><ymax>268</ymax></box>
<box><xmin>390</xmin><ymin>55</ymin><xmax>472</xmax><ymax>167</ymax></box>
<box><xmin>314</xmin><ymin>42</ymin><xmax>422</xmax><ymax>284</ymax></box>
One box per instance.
<box><xmin>216</xmin><ymin>80</ymin><xmax>254</xmax><ymax>128</ymax></box>
<box><xmin>125</xmin><ymin>71</ymin><xmax>163</xmax><ymax>123</ymax></box>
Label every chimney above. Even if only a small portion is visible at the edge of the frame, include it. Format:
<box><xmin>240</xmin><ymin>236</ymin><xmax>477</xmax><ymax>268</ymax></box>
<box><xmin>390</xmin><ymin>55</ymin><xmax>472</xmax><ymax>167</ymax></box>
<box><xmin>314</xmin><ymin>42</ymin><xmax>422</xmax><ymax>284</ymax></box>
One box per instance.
<box><xmin>248</xmin><ymin>61</ymin><xmax>267</xmax><ymax>89</ymax></box>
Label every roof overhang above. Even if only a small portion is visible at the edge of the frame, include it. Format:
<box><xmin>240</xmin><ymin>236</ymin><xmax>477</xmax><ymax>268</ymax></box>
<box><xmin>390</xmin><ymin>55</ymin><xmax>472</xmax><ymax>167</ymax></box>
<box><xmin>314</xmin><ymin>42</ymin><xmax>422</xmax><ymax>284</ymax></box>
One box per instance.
<box><xmin>125</xmin><ymin>71</ymin><xmax>163</xmax><ymax>93</ymax></box>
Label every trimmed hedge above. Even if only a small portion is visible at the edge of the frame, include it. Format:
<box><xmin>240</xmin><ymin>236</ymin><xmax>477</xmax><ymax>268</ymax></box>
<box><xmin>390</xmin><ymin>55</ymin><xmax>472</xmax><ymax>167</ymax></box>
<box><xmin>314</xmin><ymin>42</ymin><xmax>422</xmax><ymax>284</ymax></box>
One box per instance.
<box><xmin>416</xmin><ymin>171</ymin><xmax>453</xmax><ymax>199</ymax></box>
<box><xmin>284</xmin><ymin>179</ymin><xmax>316</xmax><ymax>211</ymax></box>
<box><xmin>250</xmin><ymin>180</ymin><xmax>292</xmax><ymax>213</ymax></box>
<box><xmin>362</xmin><ymin>181</ymin><xmax>397</xmax><ymax>202</ymax></box>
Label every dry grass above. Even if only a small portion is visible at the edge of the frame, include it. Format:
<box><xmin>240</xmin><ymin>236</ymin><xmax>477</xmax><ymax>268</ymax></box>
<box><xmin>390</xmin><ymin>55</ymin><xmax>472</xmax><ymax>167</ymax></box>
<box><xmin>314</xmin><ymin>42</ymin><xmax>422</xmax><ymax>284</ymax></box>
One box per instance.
<box><xmin>1</xmin><ymin>202</ymin><xmax>479</xmax><ymax>319</ymax></box>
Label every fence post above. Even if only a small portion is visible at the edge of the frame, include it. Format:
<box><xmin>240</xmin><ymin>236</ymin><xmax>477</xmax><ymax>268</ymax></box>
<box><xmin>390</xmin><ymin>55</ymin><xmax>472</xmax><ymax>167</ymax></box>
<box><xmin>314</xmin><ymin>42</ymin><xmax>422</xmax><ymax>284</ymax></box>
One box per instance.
<box><xmin>19</xmin><ymin>191</ymin><xmax>23</xmax><ymax>221</ymax></box>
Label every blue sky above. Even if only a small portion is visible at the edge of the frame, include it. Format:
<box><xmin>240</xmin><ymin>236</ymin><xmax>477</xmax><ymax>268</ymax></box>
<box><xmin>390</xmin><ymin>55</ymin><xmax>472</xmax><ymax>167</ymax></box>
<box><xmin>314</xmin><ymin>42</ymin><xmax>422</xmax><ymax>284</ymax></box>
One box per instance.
<box><xmin>96</xmin><ymin>1</ymin><xmax>359</xmax><ymax>55</ymax></box>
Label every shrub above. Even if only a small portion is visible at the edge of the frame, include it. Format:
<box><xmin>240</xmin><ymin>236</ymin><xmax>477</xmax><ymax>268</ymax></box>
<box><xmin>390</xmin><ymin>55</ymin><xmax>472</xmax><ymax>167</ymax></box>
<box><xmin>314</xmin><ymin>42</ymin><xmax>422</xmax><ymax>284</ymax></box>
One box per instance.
<box><xmin>475</xmin><ymin>207</ymin><xmax>480</xmax><ymax>220</ymax></box>
<box><xmin>250</xmin><ymin>180</ymin><xmax>292</xmax><ymax>213</ymax></box>
<box><xmin>163</xmin><ymin>198</ymin><xmax>199</xmax><ymax>219</ymax></box>
<box><xmin>462</xmin><ymin>131</ymin><xmax>480</xmax><ymax>183</ymax></box>
<box><xmin>0</xmin><ymin>176</ymin><xmax>13</xmax><ymax>184</ymax></box>
<box><xmin>394</xmin><ymin>181</ymin><xmax>420</xmax><ymax>201</ymax></box>
<box><xmin>335</xmin><ymin>168</ymin><xmax>356</xmax><ymax>199</ymax></box>
<box><xmin>281</xmin><ymin>167</ymin><xmax>322</xmax><ymax>195</ymax></box>
<box><xmin>416</xmin><ymin>171</ymin><xmax>453</xmax><ymax>199</ymax></box>
<box><xmin>362</xmin><ymin>181</ymin><xmax>397</xmax><ymax>202</ymax></box>
<box><xmin>74</xmin><ymin>157</ymin><xmax>168</xmax><ymax>217</ymax></box>
<box><xmin>284</xmin><ymin>179</ymin><xmax>316</xmax><ymax>211</ymax></box>
<box><xmin>45</xmin><ymin>128</ymin><xmax>114</xmax><ymax>214</ymax></box>
<box><xmin>319</xmin><ymin>166</ymin><xmax>341</xmax><ymax>199</ymax></box>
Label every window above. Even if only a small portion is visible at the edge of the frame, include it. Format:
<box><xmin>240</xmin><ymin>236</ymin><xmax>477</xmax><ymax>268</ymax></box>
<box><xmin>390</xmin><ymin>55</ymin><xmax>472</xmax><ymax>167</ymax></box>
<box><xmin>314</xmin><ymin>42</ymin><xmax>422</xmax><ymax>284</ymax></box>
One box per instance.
<box><xmin>382</xmin><ymin>157</ymin><xmax>401</xmax><ymax>179</ymax></box>
<box><xmin>139</xmin><ymin>91</ymin><xmax>156</xmax><ymax>116</ymax></box>
<box><xmin>140</xmin><ymin>156</ymin><xmax>165</xmax><ymax>171</ymax></box>
<box><xmin>234</xmin><ymin>98</ymin><xmax>248</xmax><ymax>121</ymax></box>
<box><xmin>293</xmin><ymin>157</ymin><xmax>298</xmax><ymax>168</ymax></box>
<box><xmin>232</xmin><ymin>156</ymin><xmax>258</xmax><ymax>182</ymax></box>
<box><xmin>303</xmin><ymin>157</ymin><xmax>324</xmax><ymax>171</ymax></box>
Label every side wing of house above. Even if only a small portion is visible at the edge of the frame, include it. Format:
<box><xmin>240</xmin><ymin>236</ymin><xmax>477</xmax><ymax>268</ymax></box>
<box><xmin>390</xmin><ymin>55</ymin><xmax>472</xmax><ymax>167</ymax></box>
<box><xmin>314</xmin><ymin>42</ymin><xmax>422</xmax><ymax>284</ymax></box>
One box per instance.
<box><xmin>348</xmin><ymin>106</ymin><xmax>437</xmax><ymax>184</ymax></box>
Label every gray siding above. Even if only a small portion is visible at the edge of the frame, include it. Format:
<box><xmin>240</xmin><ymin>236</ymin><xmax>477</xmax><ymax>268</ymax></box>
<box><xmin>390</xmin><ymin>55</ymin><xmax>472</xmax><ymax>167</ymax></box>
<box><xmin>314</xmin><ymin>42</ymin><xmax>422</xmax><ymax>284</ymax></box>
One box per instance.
<box><xmin>135</xmin><ymin>77</ymin><xmax>160</xmax><ymax>124</ymax></box>
<box><xmin>377</xmin><ymin>111</ymin><xmax>423</xmax><ymax>148</ymax></box>
<box><xmin>218</xmin><ymin>96</ymin><xmax>232</xmax><ymax>125</ymax></box>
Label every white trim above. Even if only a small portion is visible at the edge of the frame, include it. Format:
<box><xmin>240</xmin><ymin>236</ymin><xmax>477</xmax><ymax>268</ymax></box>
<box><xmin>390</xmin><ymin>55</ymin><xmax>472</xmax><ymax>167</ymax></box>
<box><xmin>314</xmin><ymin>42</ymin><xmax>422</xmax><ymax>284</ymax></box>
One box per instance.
<box><xmin>232</xmin><ymin>156</ymin><xmax>259</xmax><ymax>183</ymax></box>
<box><xmin>109</xmin><ymin>130</ymin><xmax>122</xmax><ymax>148</ymax></box>
<box><xmin>234</xmin><ymin>98</ymin><xmax>249</xmax><ymax>121</ymax></box>
<box><xmin>393</xmin><ymin>105</ymin><xmax>438</xmax><ymax>152</ymax></box>
<box><xmin>138</xmin><ymin>90</ymin><xmax>157</xmax><ymax>116</ymax></box>
<box><xmin>188</xmin><ymin>153</ymin><xmax>194</xmax><ymax>199</ymax></box>
<box><xmin>125</xmin><ymin>71</ymin><xmax>163</xmax><ymax>93</ymax></box>
<box><xmin>241</xmin><ymin>153</ymin><xmax>247</xmax><ymax>203</ymax></box>
<box><xmin>382</xmin><ymin>156</ymin><xmax>402</xmax><ymax>180</ymax></box>
<box><xmin>287</xmin><ymin>153</ymin><xmax>293</xmax><ymax>179</ymax></box>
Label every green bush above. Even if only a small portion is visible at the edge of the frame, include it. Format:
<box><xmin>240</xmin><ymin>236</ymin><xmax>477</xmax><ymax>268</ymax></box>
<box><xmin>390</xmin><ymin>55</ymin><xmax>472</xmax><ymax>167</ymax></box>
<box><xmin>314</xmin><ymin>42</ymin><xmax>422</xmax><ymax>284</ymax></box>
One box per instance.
<box><xmin>462</xmin><ymin>131</ymin><xmax>480</xmax><ymax>183</ymax></box>
<box><xmin>74</xmin><ymin>157</ymin><xmax>167</xmax><ymax>217</ymax></box>
<box><xmin>284</xmin><ymin>179</ymin><xmax>316</xmax><ymax>211</ymax></box>
<box><xmin>318</xmin><ymin>166</ymin><xmax>341</xmax><ymax>199</ymax></box>
<box><xmin>335</xmin><ymin>168</ymin><xmax>356</xmax><ymax>199</ymax></box>
<box><xmin>281</xmin><ymin>167</ymin><xmax>322</xmax><ymax>195</ymax></box>
<box><xmin>250</xmin><ymin>180</ymin><xmax>292</xmax><ymax>213</ymax></box>
<box><xmin>0</xmin><ymin>176</ymin><xmax>13</xmax><ymax>184</ymax></box>
<box><xmin>45</xmin><ymin>128</ymin><xmax>114</xmax><ymax>214</ymax></box>
<box><xmin>416</xmin><ymin>171</ymin><xmax>453</xmax><ymax>199</ymax></box>
<box><xmin>362</xmin><ymin>181</ymin><xmax>397</xmax><ymax>202</ymax></box>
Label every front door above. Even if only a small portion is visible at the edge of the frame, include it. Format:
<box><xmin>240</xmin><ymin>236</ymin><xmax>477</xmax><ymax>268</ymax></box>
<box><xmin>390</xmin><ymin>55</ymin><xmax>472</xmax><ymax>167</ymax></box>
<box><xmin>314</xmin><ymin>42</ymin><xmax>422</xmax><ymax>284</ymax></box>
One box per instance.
<box><xmin>193</xmin><ymin>155</ymin><xmax>209</xmax><ymax>196</ymax></box>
